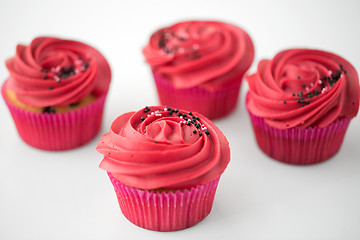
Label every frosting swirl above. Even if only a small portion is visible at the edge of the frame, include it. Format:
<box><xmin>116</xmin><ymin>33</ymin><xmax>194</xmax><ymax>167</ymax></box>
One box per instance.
<box><xmin>96</xmin><ymin>106</ymin><xmax>230</xmax><ymax>189</ymax></box>
<box><xmin>143</xmin><ymin>21</ymin><xmax>254</xmax><ymax>91</ymax></box>
<box><xmin>5</xmin><ymin>37</ymin><xmax>111</xmax><ymax>107</ymax></box>
<box><xmin>247</xmin><ymin>49</ymin><xmax>360</xmax><ymax>129</ymax></box>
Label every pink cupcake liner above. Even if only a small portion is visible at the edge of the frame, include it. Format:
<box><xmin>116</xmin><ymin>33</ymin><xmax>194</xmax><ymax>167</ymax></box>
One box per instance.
<box><xmin>1</xmin><ymin>82</ymin><xmax>107</xmax><ymax>151</ymax></box>
<box><xmin>108</xmin><ymin>172</ymin><xmax>220</xmax><ymax>231</ymax></box>
<box><xmin>246</xmin><ymin>105</ymin><xmax>351</xmax><ymax>165</ymax></box>
<box><xmin>152</xmin><ymin>71</ymin><xmax>242</xmax><ymax>119</ymax></box>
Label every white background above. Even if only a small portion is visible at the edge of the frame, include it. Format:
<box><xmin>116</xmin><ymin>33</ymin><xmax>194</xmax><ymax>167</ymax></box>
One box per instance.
<box><xmin>1</xmin><ymin>0</ymin><xmax>360</xmax><ymax>239</ymax></box>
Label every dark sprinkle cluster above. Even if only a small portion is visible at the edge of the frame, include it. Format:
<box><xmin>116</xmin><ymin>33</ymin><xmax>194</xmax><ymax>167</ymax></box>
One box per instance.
<box><xmin>39</xmin><ymin>58</ymin><xmax>90</xmax><ymax>114</ymax></box>
<box><xmin>285</xmin><ymin>65</ymin><xmax>346</xmax><ymax>107</ymax></box>
<box><xmin>41</xmin><ymin>58</ymin><xmax>89</xmax><ymax>84</ymax></box>
<box><xmin>157</xmin><ymin>30</ymin><xmax>201</xmax><ymax>60</ymax></box>
<box><xmin>141</xmin><ymin>106</ymin><xmax>210</xmax><ymax>137</ymax></box>
<box><xmin>42</xmin><ymin>101</ymin><xmax>80</xmax><ymax>114</ymax></box>
<box><xmin>144</xmin><ymin>106</ymin><xmax>151</xmax><ymax>113</ymax></box>
<box><xmin>293</xmin><ymin>91</ymin><xmax>311</xmax><ymax>108</ymax></box>
<box><xmin>42</xmin><ymin>106</ymin><xmax>56</xmax><ymax>114</ymax></box>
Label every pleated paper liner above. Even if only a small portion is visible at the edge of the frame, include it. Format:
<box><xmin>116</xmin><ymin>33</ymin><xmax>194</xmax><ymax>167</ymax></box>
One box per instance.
<box><xmin>152</xmin><ymin>71</ymin><xmax>242</xmax><ymax>120</ymax></box>
<box><xmin>108</xmin><ymin>172</ymin><xmax>220</xmax><ymax>231</ymax></box>
<box><xmin>247</xmin><ymin>105</ymin><xmax>351</xmax><ymax>165</ymax></box>
<box><xmin>1</xmin><ymin>81</ymin><xmax>107</xmax><ymax>151</ymax></box>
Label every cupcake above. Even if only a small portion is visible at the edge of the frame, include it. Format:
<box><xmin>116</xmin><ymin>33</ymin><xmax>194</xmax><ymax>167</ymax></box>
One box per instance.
<box><xmin>143</xmin><ymin>21</ymin><xmax>254</xmax><ymax>119</ymax></box>
<box><xmin>1</xmin><ymin>37</ymin><xmax>111</xmax><ymax>151</ymax></box>
<box><xmin>246</xmin><ymin>49</ymin><xmax>360</xmax><ymax>165</ymax></box>
<box><xmin>96</xmin><ymin>106</ymin><xmax>230</xmax><ymax>231</ymax></box>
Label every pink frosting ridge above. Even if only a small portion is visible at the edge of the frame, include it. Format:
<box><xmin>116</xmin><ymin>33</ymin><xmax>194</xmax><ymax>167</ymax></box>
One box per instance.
<box><xmin>96</xmin><ymin>106</ymin><xmax>230</xmax><ymax>189</ymax></box>
<box><xmin>143</xmin><ymin>21</ymin><xmax>254</xmax><ymax>91</ymax></box>
<box><xmin>247</xmin><ymin>49</ymin><xmax>360</xmax><ymax>129</ymax></box>
<box><xmin>5</xmin><ymin>37</ymin><xmax>111</xmax><ymax>107</ymax></box>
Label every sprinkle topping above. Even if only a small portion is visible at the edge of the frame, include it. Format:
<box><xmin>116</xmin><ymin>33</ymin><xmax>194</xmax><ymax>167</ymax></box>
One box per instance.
<box><xmin>43</xmin><ymin>106</ymin><xmax>56</xmax><ymax>114</ymax></box>
<box><xmin>41</xmin><ymin>58</ymin><xmax>90</xmax><ymax>85</ymax></box>
<box><xmin>285</xmin><ymin>66</ymin><xmax>346</xmax><ymax>107</ymax></box>
<box><xmin>140</xmin><ymin>106</ymin><xmax>210</xmax><ymax>136</ymax></box>
<box><xmin>157</xmin><ymin>30</ymin><xmax>202</xmax><ymax>60</ymax></box>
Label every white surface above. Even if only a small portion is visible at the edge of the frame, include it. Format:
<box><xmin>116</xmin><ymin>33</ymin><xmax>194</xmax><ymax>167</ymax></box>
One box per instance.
<box><xmin>1</xmin><ymin>0</ymin><xmax>360</xmax><ymax>239</ymax></box>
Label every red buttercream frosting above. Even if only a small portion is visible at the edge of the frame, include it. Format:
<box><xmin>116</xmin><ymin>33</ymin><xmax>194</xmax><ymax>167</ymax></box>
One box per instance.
<box><xmin>5</xmin><ymin>37</ymin><xmax>111</xmax><ymax>107</ymax></box>
<box><xmin>247</xmin><ymin>49</ymin><xmax>360</xmax><ymax>129</ymax></box>
<box><xmin>96</xmin><ymin>106</ymin><xmax>230</xmax><ymax>189</ymax></box>
<box><xmin>143</xmin><ymin>21</ymin><xmax>254</xmax><ymax>91</ymax></box>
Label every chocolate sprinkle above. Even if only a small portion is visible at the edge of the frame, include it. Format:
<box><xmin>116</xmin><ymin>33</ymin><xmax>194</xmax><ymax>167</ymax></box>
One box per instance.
<box><xmin>40</xmin><ymin>61</ymin><xmax>89</xmax><ymax>83</ymax></box>
<box><xmin>43</xmin><ymin>106</ymin><xmax>56</xmax><ymax>114</ymax></box>
<box><xmin>158</xmin><ymin>39</ymin><xmax>166</xmax><ymax>48</ymax></box>
<box><xmin>140</xmin><ymin>106</ymin><xmax>210</xmax><ymax>137</ymax></box>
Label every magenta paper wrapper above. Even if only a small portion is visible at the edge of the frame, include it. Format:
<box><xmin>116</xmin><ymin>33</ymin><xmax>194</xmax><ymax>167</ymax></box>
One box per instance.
<box><xmin>1</xmin><ymin>82</ymin><xmax>106</xmax><ymax>151</ymax></box>
<box><xmin>247</xmin><ymin>106</ymin><xmax>351</xmax><ymax>165</ymax></box>
<box><xmin>152</xmin><ymin>71</ymin><xmax>242</xmax><ymax>119</ymax></box>
<box><xmin>108</xmin><ymin>172</ymin><xmax>220</xmax><ymax>231</ymax></box>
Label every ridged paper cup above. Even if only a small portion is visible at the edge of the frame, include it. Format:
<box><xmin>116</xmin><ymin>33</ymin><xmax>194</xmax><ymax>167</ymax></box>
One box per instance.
<box><xmin>153</xmin><ymin>71</ymin><xmax>242</xmax><ymax>120</ymax></box>
<box><xmin>108</xmin><ymin>172</ymin><xmax>220</xmax><ymax>231</ymax></box>
<box><xmin>1</xmin><ymin>82</ymin><xmax>107</xmax><ymax>151</ymax></box>
<box><xmin>246</xmin><ymin>101</ymin><xmax>351</xmax><ymax>165</ymax></box>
